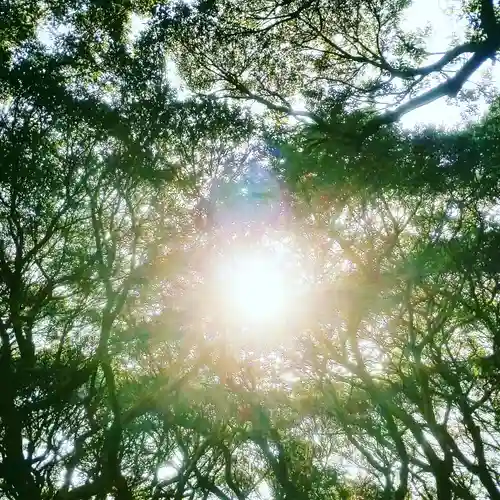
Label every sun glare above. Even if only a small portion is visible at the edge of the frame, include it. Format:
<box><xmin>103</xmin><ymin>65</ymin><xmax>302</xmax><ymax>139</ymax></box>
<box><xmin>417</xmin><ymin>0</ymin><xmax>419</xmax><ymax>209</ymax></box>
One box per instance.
<box><xmin>230</xmin><ymin>254</ymin><xmax>287</xmax><ymax>321</ymax></box>
<box><xmin>214</xmin><ymin>250</ymin><xmax>291</xmax><ymax>326</ymax></box>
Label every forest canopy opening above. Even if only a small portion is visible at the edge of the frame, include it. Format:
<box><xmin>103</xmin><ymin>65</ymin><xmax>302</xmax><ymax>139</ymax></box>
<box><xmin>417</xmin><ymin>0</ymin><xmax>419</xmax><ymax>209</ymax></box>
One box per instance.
<box><xmin>199</xmin><ymin>232</ymin><xmax>313</xmax><ymax>347</ymax></box>
<box><xmin>214</xmin><ymin>249</ymin><xmax>290</xmax><ymax>325</ymax></box>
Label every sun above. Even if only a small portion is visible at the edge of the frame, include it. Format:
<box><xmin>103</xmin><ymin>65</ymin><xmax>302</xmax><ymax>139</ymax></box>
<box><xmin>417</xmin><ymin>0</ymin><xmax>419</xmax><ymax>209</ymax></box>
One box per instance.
<box><xmin>228</xmin><ymin>253</ymin><xmax>288</xmax><ymax>322</ymax></box>
<box><xmin>213</xmin><ymin>249</ymin><xmax>292</xmax><ymax>326</ymax></box>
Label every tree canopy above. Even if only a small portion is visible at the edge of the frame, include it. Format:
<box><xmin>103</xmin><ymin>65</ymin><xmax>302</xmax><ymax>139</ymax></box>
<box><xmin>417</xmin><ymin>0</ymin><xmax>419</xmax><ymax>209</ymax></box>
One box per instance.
<box><xmin>1</xmin><ymin>1</ymin><xmax>500</xmax><ymax>499</ymax></box>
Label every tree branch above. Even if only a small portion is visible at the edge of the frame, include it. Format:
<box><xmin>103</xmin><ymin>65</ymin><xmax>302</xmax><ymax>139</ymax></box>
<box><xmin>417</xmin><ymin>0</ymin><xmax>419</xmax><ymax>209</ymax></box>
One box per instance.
<box><xmin>377</xmin><ymin>42</ymin><xmax>500</xmax><ymax>126</ymax></box>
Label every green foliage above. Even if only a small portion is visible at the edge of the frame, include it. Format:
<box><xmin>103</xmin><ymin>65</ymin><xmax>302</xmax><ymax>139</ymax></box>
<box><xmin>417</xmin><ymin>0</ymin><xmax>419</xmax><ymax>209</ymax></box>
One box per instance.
<box><xmin>169</xmin><ymin>0</ymin><xmax>500</xmax><ymax>125</ymax></box>
<box><xmin>2</xmin><ymin>1</ymin><xmax>500</xmax><ymax>500</ymax></box>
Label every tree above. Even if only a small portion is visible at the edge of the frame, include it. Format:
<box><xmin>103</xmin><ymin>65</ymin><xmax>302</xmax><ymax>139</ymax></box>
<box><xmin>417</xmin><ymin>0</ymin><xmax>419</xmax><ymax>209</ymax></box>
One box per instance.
<box><xmin>168</xmin><ymin>0</ymin><xmax>500</xmax><ymax>127</ymax></box>
<box><xmin>262</xmin><ymin>99</ymin><xmax>500</xmax><ymax>498</ymax></box>
<box><xmin>2</xmin><ymin>1</ymin><xmax>500</xmax><ymax>499</ymax></box>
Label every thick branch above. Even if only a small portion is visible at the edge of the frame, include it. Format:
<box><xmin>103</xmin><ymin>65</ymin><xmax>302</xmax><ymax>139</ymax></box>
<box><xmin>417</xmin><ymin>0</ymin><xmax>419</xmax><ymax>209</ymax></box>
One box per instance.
<box><xmin>394</xmin><ymin>42</ymin><xmax>481</xmax><ymax>78</ymax></box>
<box><xmin>377</xmin><ymin>42</ymin><xmax>500</xmax><ymax>126</ymax></box>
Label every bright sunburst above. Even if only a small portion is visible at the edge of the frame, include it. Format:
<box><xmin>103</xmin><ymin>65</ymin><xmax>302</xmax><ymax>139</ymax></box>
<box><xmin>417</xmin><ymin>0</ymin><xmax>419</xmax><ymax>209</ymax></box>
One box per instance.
<box><xmin>220</xmin><ymin>252</ymin><xmax>289</xmax><ymax>324</ymax></box>
<box><xmin>205</xmin><ymin>237</ymin><xmax>307</xmax><ymax>335</ymax></box>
